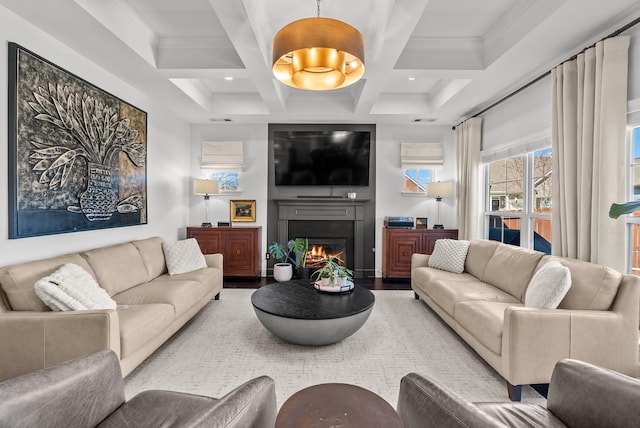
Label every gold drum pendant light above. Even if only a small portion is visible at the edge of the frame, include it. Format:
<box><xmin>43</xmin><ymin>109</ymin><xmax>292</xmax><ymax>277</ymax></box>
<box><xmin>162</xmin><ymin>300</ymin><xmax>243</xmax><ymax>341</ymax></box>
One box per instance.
<box><xmin>272</xmin><ymin>1</ymin><xmax>365</xmax><ymax>91</ymax></box>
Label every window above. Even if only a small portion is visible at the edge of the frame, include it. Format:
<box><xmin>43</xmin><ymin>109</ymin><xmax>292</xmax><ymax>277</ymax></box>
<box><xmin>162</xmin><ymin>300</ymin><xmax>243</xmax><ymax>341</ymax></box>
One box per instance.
<box><xmin>626</xmin><ymin>127</ymin><xmax>640</xmax><ymax>274</ymax></box>
<box><xmin>212</xmin><ymin>172</ymin><xmax>240</xmax><ymax>192</ymax></box>
<box><xmin>485</xmin><ymin>148</ymin><xmax>552</xmax><ymax>253</ymax></box>
<box><xmin>403</xmin><ymin>168</ymin><xmax>433</xmax><ymax>193</ymax></box>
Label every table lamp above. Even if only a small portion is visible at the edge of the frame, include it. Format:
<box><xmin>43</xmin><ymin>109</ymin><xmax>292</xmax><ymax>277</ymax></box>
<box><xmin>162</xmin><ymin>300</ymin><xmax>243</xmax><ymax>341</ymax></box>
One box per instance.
<box><xmin>426</xmin><ymin>181</ymin><xmax>453</xmax><ymax>229</ymax></box>
<box><xmin>194</xmin><ymin>179</ymin><xmax>220</xmax><ymax>227</ymax></box>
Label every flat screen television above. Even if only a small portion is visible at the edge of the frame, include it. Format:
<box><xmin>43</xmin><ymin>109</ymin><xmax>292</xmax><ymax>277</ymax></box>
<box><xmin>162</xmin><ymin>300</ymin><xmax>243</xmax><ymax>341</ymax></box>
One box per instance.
<box><xmin>273</xmin><ymin>130</ymin><xmax>371</xmax><ymax>186</ymax></box>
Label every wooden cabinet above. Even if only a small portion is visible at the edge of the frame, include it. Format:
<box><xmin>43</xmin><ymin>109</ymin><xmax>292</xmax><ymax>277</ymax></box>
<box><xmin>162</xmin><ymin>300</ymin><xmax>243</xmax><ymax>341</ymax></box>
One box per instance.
<box><xmin>382</xmin><ymin>227</ymin><xmax>458</xmax><ymax>280</ymax></box>
<box><xmin>187</xmin><ymin>226</ymin><xmax>261</xmax><ymax>279</ymax></box>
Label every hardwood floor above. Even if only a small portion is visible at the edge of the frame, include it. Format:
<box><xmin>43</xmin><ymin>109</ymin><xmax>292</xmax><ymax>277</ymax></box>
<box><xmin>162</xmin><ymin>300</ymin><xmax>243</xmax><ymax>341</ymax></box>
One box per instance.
<box><xmin>223</xmin><ymin>277</ymin><xmax>411</xmax><ymax>290</ymax></box>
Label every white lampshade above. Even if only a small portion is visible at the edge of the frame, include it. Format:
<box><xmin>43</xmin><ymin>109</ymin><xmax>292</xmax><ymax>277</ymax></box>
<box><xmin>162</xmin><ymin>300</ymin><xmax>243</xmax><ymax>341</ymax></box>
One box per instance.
<box><xmin>426</xmin><ymin>181</ymin><xmax>453</xmax><ymax>198</ymax></box>
<box><xmin>193</xmin><ymin>179</ymin><xmax>220</xmax><ymax>196</ymax></box>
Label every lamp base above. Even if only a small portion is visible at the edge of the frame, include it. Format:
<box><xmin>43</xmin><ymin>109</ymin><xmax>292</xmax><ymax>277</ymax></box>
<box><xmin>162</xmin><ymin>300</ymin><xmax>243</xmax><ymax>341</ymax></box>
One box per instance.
<box><xmin>201</xmin><ymin>222</ymin><xmax>212</xmax><ymax>228</ymax></box>
<box><xmin>433</xmin><ymin>224</ymin><xmax>444</xmax><ymax>229</ymax></box>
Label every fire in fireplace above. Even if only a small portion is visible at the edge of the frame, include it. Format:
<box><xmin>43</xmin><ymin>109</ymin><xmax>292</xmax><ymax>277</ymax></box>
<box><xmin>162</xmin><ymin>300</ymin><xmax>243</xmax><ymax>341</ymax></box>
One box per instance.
<box><xmin>303</xmin><ymin>238</ymin><xmax>347</xmax><ymax>268</ymax></box>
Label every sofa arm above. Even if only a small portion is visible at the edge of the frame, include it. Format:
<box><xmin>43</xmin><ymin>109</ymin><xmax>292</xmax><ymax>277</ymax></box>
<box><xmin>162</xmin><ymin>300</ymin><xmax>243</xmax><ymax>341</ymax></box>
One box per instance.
<box><xmin>103</xmin><ymin>376</ymin><xmax>277</xmax><ymax>428</ymax></box>
<box><xmin>0</xmin><ymin>350</ymin><xmax>125</xmax><ymax>428</ymax></box>
<box><xmin>502</xmin><ymin>306</ymin><xmax>636</xmax><ymax>385</ymax></box>
<box><xmin>411</xmin><ymin>253</ymin><xmax>430</xmax><ymax>270</ymax></box>
<box><xmin>547</xmin><ymin>359</ymin><xmax>640</xmax><ymax>428</ymax></box>
<box><xmin>205</xmin><ymin>253</ymin><xmax>223</xmax><ymax>269</ymax></box>
<box><xmin>0</xmin><ymin>309</ymin><xmax>120</xmax><ymax>381</ymax></box>
<box><xmin>397</xmin><ymin>373</ymin><xmax>507</xmax><ymax>428</ymax></box>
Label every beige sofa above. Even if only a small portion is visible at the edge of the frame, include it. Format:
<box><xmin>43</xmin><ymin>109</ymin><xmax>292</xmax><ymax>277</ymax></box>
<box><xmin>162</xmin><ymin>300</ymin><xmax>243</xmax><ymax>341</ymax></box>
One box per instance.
<box><xmin>411</xmin><ymin>239</ymin><xmax>639</xmax><ymax>400</ymax></box>
<box><xmin>0</xmin><ymin>237</ymin><xmax>223</xmax><ymax>382</ymax></box>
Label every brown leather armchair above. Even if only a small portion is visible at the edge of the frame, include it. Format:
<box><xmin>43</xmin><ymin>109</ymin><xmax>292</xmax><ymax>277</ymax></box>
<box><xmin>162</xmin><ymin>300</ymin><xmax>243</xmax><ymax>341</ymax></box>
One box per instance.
<box><xmin>397</xmin><ymin>359</ymin><xmax>640</xmax><ymax>428</ymax></box>
<box><xmin>0</xmin><ymin>350</ymin><xmax>277</xmax><ymax>428</ymax></box>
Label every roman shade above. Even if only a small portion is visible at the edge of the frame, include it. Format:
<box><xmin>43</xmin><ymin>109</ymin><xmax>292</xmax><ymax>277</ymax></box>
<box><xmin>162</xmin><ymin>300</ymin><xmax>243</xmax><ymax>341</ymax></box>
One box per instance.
<box><xmin>201</xmin><ymin>141</ymin><xmax>244</xmax><ymax>171</ymax></box>
<box><xmin>400</xmin><ymin>142</ymin><xmax>443</xmax><ymax>169</ymax></box>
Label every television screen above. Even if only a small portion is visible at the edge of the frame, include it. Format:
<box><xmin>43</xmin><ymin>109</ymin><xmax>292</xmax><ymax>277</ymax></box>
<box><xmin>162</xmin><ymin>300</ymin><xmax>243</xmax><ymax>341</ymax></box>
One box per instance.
<box><xmin>273</xmin><ymin>130</ymin><xmax>370</xmax><ymax>186</ymax></box>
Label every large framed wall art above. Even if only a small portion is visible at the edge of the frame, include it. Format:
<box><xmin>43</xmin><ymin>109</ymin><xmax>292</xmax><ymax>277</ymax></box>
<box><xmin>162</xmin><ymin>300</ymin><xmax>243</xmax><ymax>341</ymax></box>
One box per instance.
<box><xmin>8</xmin><ymin>43</ymin><xmax>148</xmax><ymax>238</ymax></box>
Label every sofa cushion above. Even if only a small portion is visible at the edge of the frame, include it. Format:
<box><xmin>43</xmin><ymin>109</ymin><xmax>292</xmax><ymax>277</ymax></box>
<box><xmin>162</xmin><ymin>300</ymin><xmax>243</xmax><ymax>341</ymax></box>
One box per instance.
<box><xmin>113</xmin><ymin>279</ymin><xmax>206</xmax><ymax>317</ymax></box>
<box><xmin>525</xmin><ymin>261</ymin><xmax>572</xmax><ymax>309</ymax></box>
<box><xmin>428</xmin><ymin>239</ymin><xmax>470</xmax><ymax>274</ymax></box>
<box><xmin>0</xmin><ymin>254</ymin><xmax>96</xmax><ymax>311</ymax></box>
<box><xmin>117</xmin><ymin>304</ymin><xmax>174</xmax><ymax>358</ymax></box>
<box><xmin>131</xmin><ymin>237</ymin><xmax>167</xmax><ymax>281</ymax></box>
<box><xmin>151</xmin><ymin>267</ymin><xmax>221</xmax><ymax>293</ymax></box>
<box><xmin>464</xmin><ymin>240</ymin><xmax>499</xmax><ymax>280</ymax></box>
<box><xmin>455</xmin><ymin>301</ymin><xmax>521</xmax><ymax>355</ymax></box>
<box><xmin>413</xmin><ymin>267</ymin><xmax>480</xmax><ymax>289</ymax></box>
<box><xmin>34</xmin><ymin>263</ymin><xmax>117</xmax><ymax>311</ymax></box>
<box><xmin>427</xmin><ymin>279</ymin><xmax>520</xmax><ymax>318</ymax></box>
<box><xmin>542</xmin><ymin>257</ymin><xmax>622</xmax><ymax>310</ymax></box>
<box><xmin>483</xmin><ymin>243</ymin><xmax>545</xmax><ymax>301</ymax></box>
<box><xmin>82</xmin><ymin>243</ymin><xmax>148</xmax><ymax>297</ymax></box>
<box><xmin>162</xmin><ymin>239</ymin><xmax>207</xmax><ymax>276</ymax></box>
<box><xmin>476</xmin><ymin>403</ymin><xmax>565</xmax><ymax>427</ymax></box>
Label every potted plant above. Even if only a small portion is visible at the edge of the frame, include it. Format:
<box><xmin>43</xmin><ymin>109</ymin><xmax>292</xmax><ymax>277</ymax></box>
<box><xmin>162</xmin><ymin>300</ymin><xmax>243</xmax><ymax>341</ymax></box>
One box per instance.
<box><xmin>289</xmin><ymin>238</ymin><xmax>310</xmax><ymax>279</ymax></box>
<box><xmin>334</xmin><ymin>264</ymin><xmax>354</xmax><ymax>286</ymax></box>
<box><xmin>268</xmin><ymin>241</ymin><xmax>294</xmax><ymax>282</ymax></box>
<box><xmin>310</xmin><ymin>254</ymin><xmax>353</xmax><ymax>287</ymax></box>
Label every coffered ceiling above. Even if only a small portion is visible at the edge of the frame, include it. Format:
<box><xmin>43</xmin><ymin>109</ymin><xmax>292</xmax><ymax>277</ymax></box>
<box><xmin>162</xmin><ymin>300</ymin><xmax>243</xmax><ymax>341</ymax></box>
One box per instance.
<box><xmin>2</xmin><ymin>0</ymin><xmax>639</xmax><ymax>125</ymax></box>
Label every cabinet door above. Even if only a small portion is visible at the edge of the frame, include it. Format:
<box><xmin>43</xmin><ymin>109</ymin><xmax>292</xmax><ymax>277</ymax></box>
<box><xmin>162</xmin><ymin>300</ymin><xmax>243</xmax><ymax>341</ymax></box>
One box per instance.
<box><xmin>222</xmin><ymin>230</ymin><xmax>257</xmax><ymax>276</ymax></box>
<box><xmin>422</xmin><ymin>230</ymin><xmax>459</xmax><ymax>254</ymax></box>
<box><xmin>187</xmin><ymin>228</ymin><xmax>221</xmax><ymax>254</ymax></box>
<box><xmin>384</xmin><ymin>230</ymin><xmax>421</xmax><ymax>278</ymax></box>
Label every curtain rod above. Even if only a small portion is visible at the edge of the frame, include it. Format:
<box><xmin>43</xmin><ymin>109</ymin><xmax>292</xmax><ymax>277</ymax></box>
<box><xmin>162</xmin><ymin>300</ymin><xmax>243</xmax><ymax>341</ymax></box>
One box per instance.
<box><xmin>452</xmin><ymin>14</ymin><xmax>640</xmax><ymax>131</ymax></box>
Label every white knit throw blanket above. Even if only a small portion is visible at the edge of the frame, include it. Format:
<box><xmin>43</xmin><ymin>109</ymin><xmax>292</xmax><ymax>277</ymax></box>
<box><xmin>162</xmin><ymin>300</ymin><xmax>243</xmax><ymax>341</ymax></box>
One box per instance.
<box><xmin>34</xmin><ymin>263</ymin><xmax>116</xmax><ymax>311</ymax></box>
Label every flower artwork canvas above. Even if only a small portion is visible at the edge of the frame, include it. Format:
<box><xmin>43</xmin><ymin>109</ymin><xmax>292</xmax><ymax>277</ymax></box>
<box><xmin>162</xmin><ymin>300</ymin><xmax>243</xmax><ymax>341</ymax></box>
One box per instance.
<box><xmin>8</xmin><ymin>43</ymin><xmax>148</xmax><ymax>238</ymax></box>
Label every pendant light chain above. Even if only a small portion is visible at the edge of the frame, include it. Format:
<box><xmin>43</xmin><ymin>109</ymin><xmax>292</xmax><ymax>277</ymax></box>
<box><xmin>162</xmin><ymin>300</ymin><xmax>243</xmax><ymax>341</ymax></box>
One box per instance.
<box><xmin>317</xmin><ymin>0</ymin><xmax>321</xmax><ymax>18</ymax></box>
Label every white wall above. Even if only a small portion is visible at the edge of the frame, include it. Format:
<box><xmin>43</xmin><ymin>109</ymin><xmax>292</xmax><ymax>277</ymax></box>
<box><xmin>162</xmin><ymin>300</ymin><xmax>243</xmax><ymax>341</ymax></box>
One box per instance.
<box><xmin>188</xmin><ymin>123</ymin><xmax>456</xmax><ymax>278</ymax></box>
<box><xmin>0</xmin><ymin>6</ymin><xmax>191</xmax><ymax>266</ymax></box>
<box><xmin>481</xmin><ymin>77</ymin><xmax>551</xmax><ymax>154</ymax></box>
<box><xmin>189</xmin><ymin>123</ymin><xmax>269</xmax><ymax>274</ymax></box>
<box><xmin>375</xmin><ymin>124</ymin><xmax>456</xmax><ymax>276</ymax></box>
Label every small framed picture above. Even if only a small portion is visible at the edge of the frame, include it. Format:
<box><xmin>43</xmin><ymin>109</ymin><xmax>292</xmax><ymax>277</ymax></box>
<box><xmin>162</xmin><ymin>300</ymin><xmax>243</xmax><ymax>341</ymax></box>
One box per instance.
<box><xmin>230</xmin><ymin>200</ymin><xmax>256</xmax><ymax>222</ymax></box>
<box><xmin>416</xmin><ymin>217</ymin><xmax>428</xmax><ymax>228</ymax></box>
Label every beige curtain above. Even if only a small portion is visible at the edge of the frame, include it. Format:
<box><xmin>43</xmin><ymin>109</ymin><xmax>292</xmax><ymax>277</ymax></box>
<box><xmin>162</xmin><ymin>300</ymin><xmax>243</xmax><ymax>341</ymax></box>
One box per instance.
<box><xmin>551</xmin><ymin>36</ymin><xmax>629</xmax><ymax>271</ymax></box>
<box><xmin>456</xmin><ymin>117</ymin><xmax>483</xmax><ymax>240</ymax></box>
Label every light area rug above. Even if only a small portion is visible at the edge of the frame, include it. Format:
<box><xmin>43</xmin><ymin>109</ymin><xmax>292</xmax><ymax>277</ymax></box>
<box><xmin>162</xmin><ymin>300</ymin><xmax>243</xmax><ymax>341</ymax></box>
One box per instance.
<box><xmin>124</xmin><ymin>289</ymin><xmax>546</xmax><ymax>408</ymax></box>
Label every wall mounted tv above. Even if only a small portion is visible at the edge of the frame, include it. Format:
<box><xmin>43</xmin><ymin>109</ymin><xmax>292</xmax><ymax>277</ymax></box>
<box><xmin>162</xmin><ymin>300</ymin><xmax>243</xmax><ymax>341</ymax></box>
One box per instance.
<box><xmin>273</xmin><ymin>130</ymin><xmax>371</xmax><ymax>186</ymax></box>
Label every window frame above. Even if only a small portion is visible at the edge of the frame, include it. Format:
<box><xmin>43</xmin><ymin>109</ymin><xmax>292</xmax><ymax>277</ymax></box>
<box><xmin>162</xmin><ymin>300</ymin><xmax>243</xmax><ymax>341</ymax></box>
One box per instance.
<box><xmin>625</xmin><ymin>124</ymin><xmax>640</xmax><ymax>274</ymax></box>
<box><xmin>483</xmin><ymin>148</ymin><xmax>552</xmax><ymax>252</ymax></box>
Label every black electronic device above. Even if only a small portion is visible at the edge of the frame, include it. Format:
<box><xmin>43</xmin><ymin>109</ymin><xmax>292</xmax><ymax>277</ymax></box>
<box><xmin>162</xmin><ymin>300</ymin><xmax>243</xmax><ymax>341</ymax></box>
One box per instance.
<box><xmin>273</xmin><ymin>130</ymin><xmax>371</xmax><ymax>186</ymax></box>
<box><xmin>384</xmin><ymin>216</ymin><xmax>414</xmax><ymax>228</ymax></box>
<box><xmin>217</xmin><ymin>221</ymin><xmax>230</xmax><ymax>227</ymax></box>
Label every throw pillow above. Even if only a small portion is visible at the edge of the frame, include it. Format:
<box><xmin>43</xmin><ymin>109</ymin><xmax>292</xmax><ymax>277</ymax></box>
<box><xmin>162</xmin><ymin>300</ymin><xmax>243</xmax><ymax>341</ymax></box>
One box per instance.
<box><xmin>525</xmin><ymin>261</ymin><xmax>572</xmax><ymax>309</ymax></box>
<box><xmin>428</xmin><ymin>239</ymin><xmax>471</xmax><ymax>274</ymax></box>
<box><xmin>162</xmin><ymin>238</ymin><xmax>207</xmax><ymax>275</ymax></box>
<box><xmin>34</xmin><ymin>263</ymin><xmax>117</xmax><ymax>311</ymax></box>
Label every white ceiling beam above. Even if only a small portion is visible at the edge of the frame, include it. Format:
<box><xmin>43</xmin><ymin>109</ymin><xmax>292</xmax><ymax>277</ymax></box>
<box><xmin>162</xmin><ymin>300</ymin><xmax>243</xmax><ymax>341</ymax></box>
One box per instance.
<box><xmin>208</xmin><ymin>0</ymin><xmax>285</xmax><ymax>114</ymax></box>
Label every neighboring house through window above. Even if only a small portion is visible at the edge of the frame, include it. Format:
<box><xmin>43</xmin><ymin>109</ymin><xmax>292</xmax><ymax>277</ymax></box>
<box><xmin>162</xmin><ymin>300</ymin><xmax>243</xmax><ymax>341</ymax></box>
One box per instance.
<box><xmin>404</xmin><ymin>168</ymin><xmax>433</xmax><ymax>193</ymax></box>
<box><xmin>484</xmin><ymin>148</ymin><xmax>552</xmax><ymax>253</ymax></box>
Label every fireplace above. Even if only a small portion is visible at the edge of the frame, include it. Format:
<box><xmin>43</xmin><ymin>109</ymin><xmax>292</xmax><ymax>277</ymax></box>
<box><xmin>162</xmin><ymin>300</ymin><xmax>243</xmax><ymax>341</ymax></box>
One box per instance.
<box><xmin>289</xmin><ymin>220</ymin><xmax>353</xmax><ymax>269</ymax></box>
<box><xmin>272</xmin><ymin>199</ymin><xmax>374</xmax><ymax>278</ymax></box>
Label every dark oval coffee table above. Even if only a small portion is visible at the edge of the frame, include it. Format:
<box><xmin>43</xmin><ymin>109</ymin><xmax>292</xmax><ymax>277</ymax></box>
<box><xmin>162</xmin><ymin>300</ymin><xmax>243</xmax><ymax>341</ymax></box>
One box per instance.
<box><xmin>276</xmin><ymin>383</ymin><xmax>402</xmax><ymax>428</ymax></box>
<box><xmin>251</xmin><ymin>280</ymin><xmax>375</xmax><ymax>345</ymax></box>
